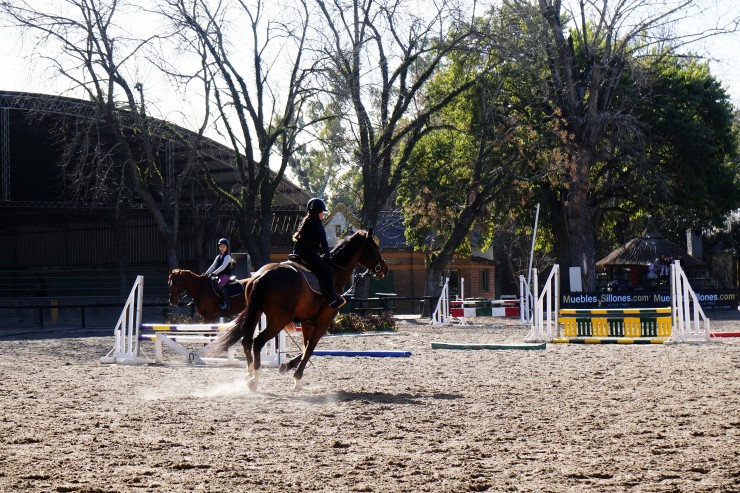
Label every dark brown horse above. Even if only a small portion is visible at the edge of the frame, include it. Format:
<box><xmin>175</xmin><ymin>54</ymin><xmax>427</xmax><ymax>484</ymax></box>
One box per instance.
<box><xmin>210</xmin><ymin>229</ymin><xmax>388</xmax><ymax>391</ymax></box>
<box><xmin>168</xmin><ymin>269</ymin><xmax>249</xmax><ymax>323</ymax></box>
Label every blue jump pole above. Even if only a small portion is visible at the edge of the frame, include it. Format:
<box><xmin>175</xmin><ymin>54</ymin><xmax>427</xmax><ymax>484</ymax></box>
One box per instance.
<box><xmin>312</xmin><ymin>350</ymin><xmax>412</xmax><ymax>357</ymax></box>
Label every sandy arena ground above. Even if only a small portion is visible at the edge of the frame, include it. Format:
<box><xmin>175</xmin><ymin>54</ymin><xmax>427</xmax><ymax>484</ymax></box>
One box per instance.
<box><xmin>1</xmin><ymin>315</ymin><xmax>738</xmax><ymax>493</ymax></box>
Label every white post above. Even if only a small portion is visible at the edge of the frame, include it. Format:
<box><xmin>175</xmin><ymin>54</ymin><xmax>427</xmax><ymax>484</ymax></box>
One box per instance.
<box><xmin>524</xmin><ymin>265</ymin><xmax>560</xmax><ymax>342</ymax></box>
<box><xmin>519</xmin><ymin>275</ymin><xmax>533</xmax><ymax>324</ymax></box>
<box><xmin>668</xmin><ymin>260</ymin><xmax>711</xmax><ymax>343</ymax></box>
<box><xmin>101</xmin><ymin>275</ymin><xmax>148</xmax><ymax>364</ymax></box>
<box><xmin>527</xmin><ymin>204</ymin><xmax>540</xmax><ymax>291</ymax></box>
<box><xmin>430</xmin><ymin>278</ymin><xmax>451</xmax><ymax>325</ymax></box>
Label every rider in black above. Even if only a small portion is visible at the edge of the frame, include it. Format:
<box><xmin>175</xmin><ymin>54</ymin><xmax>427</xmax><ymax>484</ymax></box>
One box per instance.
<box><xmin>292</xmin><ymin>198</ymin><xmax>345</xmax><ymax>309</ymax></box>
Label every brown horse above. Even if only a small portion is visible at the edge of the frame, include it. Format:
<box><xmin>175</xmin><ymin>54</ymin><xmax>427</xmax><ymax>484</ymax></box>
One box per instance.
<box><xmin>168</xmin><ymin>269</ymin><xmax>249</xmax><ymax>323</ymax></box>
<box><xmin>210</xmin><ymin>229</ymin><xmax>388</xmax><ymax>391</ymax></box>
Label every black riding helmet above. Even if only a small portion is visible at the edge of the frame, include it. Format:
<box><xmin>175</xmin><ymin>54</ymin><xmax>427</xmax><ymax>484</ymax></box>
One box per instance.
<box><xmin>218</xmin><ymin>238</ymin><xmax>230</xmax><ymax>247</ymax></box>
<box><xmin>307</xmin><ymin>198</ymin><xmax>328</xmax><ymax>212</ymax></box>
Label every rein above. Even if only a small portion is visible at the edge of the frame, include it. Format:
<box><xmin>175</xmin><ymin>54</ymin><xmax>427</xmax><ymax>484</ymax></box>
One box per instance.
<box><xmin>341</xmin><ymin>269</ymin><xmax>372</xmax><ymax>297</ymax></box>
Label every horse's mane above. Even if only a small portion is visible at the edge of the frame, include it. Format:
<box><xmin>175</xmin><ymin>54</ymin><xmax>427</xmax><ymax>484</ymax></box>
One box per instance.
<box><xmin>330</xmin><ymin>230</ymin><xmax>369</xmax><ymax>263</ymax></box>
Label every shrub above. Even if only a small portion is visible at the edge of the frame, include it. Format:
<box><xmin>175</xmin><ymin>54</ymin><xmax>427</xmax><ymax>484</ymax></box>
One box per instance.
<box><xmin>165</xmin><ymin>311</ymin><xmax>203</xmax><ymax>324</ymax></box>
<box><xmin>329</xmin><ymin>312</ymin><xmax>397</xmax><ymax>334</ymax></box>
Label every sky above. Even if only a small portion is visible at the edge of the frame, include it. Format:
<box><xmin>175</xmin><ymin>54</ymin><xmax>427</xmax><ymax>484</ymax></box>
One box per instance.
<box><xmin>0</xmin><ymin>0</ymin><xmax>738</xmax><ymax>127</ymax></box>
<box><xmin>673</xmin><ymin>0</ymin><xmax>740</xmax><ymax>106</ymax></box>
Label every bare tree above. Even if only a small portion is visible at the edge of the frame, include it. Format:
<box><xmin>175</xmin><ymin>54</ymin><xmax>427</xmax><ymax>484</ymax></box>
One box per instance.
<box><xmin>163</xmin><ymin>0</ymin><xmax>322</xmax><ymax>268</ymax></box>
<box><xmin>528</xmin><ymin>0</ymin><xmax>739</xmax><ymax>290</ymax></box>
<box><xmin>313</xmin><ymin>0</ymin><xmax>484</xmax><ymax>228</ymax></box>
<box><xmin>0</xmin><ymin>0</ymin><xmax>211</xmax><ymax>272</ymax></box>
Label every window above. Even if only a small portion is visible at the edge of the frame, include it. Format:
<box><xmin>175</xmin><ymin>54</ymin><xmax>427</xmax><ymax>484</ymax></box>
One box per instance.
<box><xmin>480</xmin><ymin>269</ymin><xmax>489</xmax><ymax>292</ymax></box>
<box><xmin>447</xmin><ymin>270</ymin><xmax>460</xmax><ymax>298</ymax></box>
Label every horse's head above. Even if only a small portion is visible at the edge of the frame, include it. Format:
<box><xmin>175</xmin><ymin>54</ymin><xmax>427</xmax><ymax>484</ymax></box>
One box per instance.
<box><xmin>357</xmin><ymin>228</ymin><xmax>388</xmax><ymax>279</ymax></box>
<box><xmin>168</xmin><ymin>269</ymin><xmax>189</xmax><ymax>306</ymax></box>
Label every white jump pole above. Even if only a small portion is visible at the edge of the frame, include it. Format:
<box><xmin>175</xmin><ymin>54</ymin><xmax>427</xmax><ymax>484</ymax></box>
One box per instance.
<box><xmin>458</xmin><ymin>278</ymin><xmax>467</xmax><ymax>325</ymax></box>
<box><xmin>519</xmin><ymin>274</ymin><xmax>532</xmax><ymax>324</ymax></box>
<box><xmin>526</xmin><ymin>203</ymin><xmax>540</xmax><ymax>293</ymax></box>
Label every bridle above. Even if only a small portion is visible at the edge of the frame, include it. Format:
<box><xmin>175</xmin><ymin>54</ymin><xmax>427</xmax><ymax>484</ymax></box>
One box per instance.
<box><xmin>368</xmin><ymin>243</ymin><xmax>386</xmax><ymax>277</ymax></box>
<box><xmin>339</xmin><ymin>241</ymin><xmax>386</xmax><ymax>296</ymax></box>
<box><xmin>168</xmin><ymin>276</ymin><xmax>189</xmax><ymax>306</ymax></box>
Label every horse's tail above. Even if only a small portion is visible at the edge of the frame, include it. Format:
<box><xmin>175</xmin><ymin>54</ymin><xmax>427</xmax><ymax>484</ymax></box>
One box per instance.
<box><xmin>208</xmin><ymin>275</ymin><xmax>265</xmax><ymax>355</ymax></box>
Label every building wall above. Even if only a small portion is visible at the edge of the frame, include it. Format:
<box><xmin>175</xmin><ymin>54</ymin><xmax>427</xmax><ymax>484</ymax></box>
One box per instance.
<box><xmin>270</xmin><ymin>247</ymin><xmax>496</xmax><ymax>300</ymax></box>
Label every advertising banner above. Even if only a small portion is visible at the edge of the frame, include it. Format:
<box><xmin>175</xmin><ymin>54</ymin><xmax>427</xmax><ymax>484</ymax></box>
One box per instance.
<box><xmin>561</xmin><ymin>289</ymin><xmax>738</xmax><ymax>310</ymax></box>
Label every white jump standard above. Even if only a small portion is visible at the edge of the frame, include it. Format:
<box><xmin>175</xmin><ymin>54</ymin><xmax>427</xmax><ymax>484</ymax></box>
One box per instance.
<box><xmin>100</xmin><ymin>276</ymin><xmax>280</xmax><ymax>367</ymax></box>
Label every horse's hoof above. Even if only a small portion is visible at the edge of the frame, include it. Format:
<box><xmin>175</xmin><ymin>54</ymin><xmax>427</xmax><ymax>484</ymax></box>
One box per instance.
<box><xmin>293</xmin><ymin>377</ymin><xmax>302</xmax><ymax>391</ymax></box>
<box><xmin>279</xmin><ymin>363</ymin><xmax>289</xmax><ymax>374</ymax></box>
<box><xmin>248</xmin><ymin>367</ymin><xmax>261</xmax><ymax>392</ymax></box>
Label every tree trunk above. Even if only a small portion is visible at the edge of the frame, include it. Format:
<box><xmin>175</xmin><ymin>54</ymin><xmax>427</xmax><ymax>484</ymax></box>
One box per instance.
<box><xmin>113</xmin><ymin>207</ymin><xmax>131</xmax><ymax>296</ymax></box>
<box><xmin>564</xmin><ymin>150</ymin><xmax>597</xmax><ymax>291</ymax></box>
<box><xmin>423</xmin><ymin>258</ymin><xmax>447</xmax><ymax>317</ymax></box>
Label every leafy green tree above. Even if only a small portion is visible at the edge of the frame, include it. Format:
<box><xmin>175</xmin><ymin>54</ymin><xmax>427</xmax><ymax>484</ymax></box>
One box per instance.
<box><xmin>526</xmin><ymin>0</ymin><xmax>740</xmax><ymax>290</ymax></box>
<box><xmin>397</xmin><ymin>6</ymin><xmax>549</xmax><ymax>300</ymax></box>
<box><xmin>399</xmin><ymin>2</ymin><xmax>740</xmax><ymax>298</ymax></box>
<box><xmin>590</xmin><ymin>56</ymin><xmax>739</xmax><ymax>260</ymax></box>
<box><xmin>290</xmin><ymin>99</ymin><xmax>351</xmax><ymax>199</ymax></box>
<box><xmin>639</xmin><ymin>59</ymin><xmax>739</xmax><ymax>231</ymax></box>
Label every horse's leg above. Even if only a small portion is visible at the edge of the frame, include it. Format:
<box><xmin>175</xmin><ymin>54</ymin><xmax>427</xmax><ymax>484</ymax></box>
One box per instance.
<box><xmin>248</xmin><ymin>318</ymin><xmax>289</xmax><ymax>392</ymax></box>
<box><xmin>238</xmin><ymin>308</ymin><xmax>263</xmax><ymax>378</ymax></box>
<box><xmin>241</xmin><ymin>332</ymin><xmax>254</xmax><ymax>377</ymax></box>
<box><xmin>279</xmin><ymin>321</ymin><xmax>314</xmax><ymax>374</ymax></box>
<box><xmin>292</xmin><ymin>323</ymin><xmax>326</xmax><ymax>391</ymax></box>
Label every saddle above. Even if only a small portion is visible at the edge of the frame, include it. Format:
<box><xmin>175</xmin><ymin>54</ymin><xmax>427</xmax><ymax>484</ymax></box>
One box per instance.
<box><xmin>209</xmin><ymin>276</ymin><xmax>244</xmax><ymax>298</ymax></box>
<box><xmin>281</xmin><ymin>255</ymin><xmax>322</xmax><ymax>295</ymax></box>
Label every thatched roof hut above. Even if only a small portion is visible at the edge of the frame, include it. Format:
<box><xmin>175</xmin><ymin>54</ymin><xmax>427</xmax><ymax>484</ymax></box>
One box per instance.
<box><xmin>597</xmin><ymin>229</ymin><xmax>704</xmax><ymax>269</ymax></box>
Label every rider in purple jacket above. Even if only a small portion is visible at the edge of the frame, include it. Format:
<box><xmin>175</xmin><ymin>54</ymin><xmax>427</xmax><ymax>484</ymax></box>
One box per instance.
<box><xmin>204</xmin><ymin>238</ymin><xmax>233</xmax><ymax>309</ymax></box>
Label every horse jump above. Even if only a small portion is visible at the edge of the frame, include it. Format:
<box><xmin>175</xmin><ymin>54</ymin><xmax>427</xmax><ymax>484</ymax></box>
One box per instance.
<box><xmin>431</xmin><ymin>277</ymin><xmax>520</xmax><ymax>326</ymax></box>
<box><xmin>100</xmin><ymin>276</ymin><xmax>278</xmax><ymax>366</ymax></box>
<box><xmin>522</xmin><ymin>261</ymin><xmax>710</xmax><ymax>344</ymax></box>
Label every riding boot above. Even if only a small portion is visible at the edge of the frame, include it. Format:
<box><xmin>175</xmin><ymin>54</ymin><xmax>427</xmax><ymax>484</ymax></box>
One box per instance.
<box><xmin>218</xmin><ymin>289</ymin><xmax>229</xmax><ymax>310</ymax></box>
